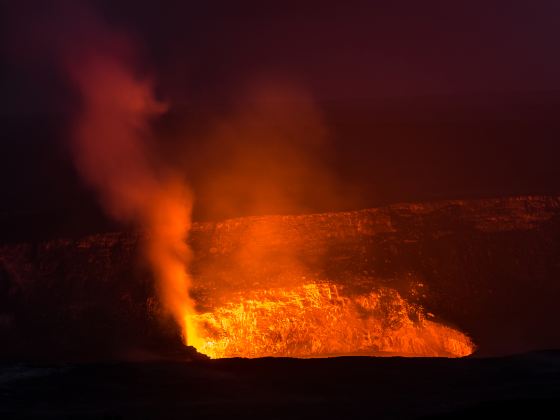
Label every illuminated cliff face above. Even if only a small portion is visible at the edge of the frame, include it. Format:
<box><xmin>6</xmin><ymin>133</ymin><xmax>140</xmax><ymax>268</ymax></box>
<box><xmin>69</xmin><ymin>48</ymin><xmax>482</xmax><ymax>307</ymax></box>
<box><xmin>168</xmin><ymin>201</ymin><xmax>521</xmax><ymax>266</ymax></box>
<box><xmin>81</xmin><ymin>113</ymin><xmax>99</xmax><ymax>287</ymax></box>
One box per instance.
<box><xmin>185</xmin><ymin>196</ymin><xmax>560</xmax><ymax>358</ymax></box>
<box><xmin>182</xmin><ymin>213</ymin><xmax>474</xmax><ymax>358</ymax></box>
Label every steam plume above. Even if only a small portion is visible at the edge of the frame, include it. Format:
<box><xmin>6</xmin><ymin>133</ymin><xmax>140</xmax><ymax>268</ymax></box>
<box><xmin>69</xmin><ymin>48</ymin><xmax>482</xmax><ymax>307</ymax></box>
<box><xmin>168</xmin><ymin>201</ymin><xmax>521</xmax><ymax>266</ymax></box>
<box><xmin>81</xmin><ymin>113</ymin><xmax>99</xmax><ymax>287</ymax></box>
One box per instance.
<box><xmin>64</xmin><ymin>35</ymin><xmax>198</xmax><ymax>346</ymax></box>
<box><xmin>189</xmin><ymin>81</ymin><xmax>346</xmax><ymax>220</ymax></box>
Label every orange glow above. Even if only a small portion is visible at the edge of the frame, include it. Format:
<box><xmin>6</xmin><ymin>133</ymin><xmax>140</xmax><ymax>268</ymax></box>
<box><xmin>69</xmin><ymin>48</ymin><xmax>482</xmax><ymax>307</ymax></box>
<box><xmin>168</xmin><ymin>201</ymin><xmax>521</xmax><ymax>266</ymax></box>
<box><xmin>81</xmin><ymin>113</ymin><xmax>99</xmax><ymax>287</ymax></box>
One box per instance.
<box><xmin>67</xmin><ymin>52</ymin><xmax>199</xmax><ymax>346</ymax></box>
<box><xmin>67</xmin><ymin>46</ymin><xmax>472</xmax><ymax>357</ymax></box>
<box><xmin>189</xmin><ymin>283</ymin><xmax>474</xmax><ymax>358</ymax></box>
<box><xmin>143</xmin><ymin>180</ymin><xmax>200</xmax><ymax>346</ymax></box>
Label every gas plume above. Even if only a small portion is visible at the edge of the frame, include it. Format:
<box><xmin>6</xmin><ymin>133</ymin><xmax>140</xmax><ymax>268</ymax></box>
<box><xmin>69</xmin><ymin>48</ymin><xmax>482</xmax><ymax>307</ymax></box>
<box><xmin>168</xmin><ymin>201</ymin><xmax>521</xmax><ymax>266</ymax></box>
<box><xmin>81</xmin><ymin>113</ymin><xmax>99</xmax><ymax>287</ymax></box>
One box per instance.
<box><xmin>188</xmin><ymin>81</ymin><xmax>345</xmax><ymax>300</ymax></box>
<box><xmin>186</xmin><ymin>81</ymin><xmax>349</xmax><ymax>220</ymax></box>
<box><xmin>61</xmin><ymin>17</ymin><xmax>199</xmax><ymax>346</ymax></box>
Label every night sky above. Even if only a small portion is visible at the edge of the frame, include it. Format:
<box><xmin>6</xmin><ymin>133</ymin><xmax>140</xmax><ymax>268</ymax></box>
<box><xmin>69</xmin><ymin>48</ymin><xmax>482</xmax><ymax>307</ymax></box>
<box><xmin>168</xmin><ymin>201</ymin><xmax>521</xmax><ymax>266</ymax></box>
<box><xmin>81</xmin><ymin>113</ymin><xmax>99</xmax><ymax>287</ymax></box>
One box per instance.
<box><xmin>2</xmin><ymin>1</ymin><xmax>560</xmax><ymax>239</ymax></box>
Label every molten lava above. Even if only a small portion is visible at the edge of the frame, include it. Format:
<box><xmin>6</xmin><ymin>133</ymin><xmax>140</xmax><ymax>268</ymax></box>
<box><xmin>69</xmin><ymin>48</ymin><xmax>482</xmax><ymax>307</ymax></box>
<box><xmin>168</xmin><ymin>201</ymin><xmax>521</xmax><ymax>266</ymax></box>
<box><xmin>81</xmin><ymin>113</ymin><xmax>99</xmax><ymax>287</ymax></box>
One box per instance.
<box><xmin>189</xmin><ymin>283</ymin><xmax>474</xmax><ymax>359</ymax></box>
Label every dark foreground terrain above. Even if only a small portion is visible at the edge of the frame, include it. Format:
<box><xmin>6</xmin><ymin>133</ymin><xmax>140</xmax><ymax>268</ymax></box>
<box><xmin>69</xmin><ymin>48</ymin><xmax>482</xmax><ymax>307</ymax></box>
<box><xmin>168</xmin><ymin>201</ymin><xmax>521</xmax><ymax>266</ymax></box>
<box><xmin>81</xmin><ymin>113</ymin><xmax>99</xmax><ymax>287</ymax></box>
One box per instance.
<box><xmin>1</xmin><ymin>351</ymin><xmax>559</xmax><ymax>419</ymax></box>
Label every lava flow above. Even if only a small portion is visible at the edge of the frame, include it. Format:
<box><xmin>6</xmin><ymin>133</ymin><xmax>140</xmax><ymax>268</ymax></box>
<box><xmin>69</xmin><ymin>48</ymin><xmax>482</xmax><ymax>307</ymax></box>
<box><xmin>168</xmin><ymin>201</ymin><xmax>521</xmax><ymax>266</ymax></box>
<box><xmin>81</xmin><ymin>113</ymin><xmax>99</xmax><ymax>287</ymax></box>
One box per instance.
<box><xmin>188</xmin><ymin>283</ymin><xmax>474</xmax><ymax>359</ymax></box>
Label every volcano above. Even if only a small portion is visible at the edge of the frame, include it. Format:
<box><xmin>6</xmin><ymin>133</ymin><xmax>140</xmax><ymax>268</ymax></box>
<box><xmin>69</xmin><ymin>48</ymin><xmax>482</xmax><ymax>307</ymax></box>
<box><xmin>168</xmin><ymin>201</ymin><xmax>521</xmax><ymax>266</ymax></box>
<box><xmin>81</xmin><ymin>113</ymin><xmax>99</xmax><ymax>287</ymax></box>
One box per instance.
<box><xmin>1</xmin><ymin>195</ymin><xmax>559</xmax><ymax>360</ymax></box>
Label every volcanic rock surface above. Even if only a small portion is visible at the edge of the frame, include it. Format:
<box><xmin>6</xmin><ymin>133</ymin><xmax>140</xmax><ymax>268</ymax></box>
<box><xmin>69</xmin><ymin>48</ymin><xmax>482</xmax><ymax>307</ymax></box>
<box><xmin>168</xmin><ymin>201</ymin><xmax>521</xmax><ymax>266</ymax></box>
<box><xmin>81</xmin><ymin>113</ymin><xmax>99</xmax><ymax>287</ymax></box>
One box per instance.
<box><xmin>2</xmin><ymin>351</ymin><xmax>560</xmax><ymax>419</ymax></box>
<box><xmin>1</xmin><ymin>195</ymin><xmax>560</xmax><ymax>360</ymax></box>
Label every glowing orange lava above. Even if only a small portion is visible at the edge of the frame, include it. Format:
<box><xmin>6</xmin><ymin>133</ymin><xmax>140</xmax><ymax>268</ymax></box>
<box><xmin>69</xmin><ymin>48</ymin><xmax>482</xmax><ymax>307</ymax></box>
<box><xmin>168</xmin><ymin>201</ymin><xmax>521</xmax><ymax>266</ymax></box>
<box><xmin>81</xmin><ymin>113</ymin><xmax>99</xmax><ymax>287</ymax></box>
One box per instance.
<box><xmin>188</xmin><ymin>283</ymin><xmax>474</xmax><ymax>359</ymax></box>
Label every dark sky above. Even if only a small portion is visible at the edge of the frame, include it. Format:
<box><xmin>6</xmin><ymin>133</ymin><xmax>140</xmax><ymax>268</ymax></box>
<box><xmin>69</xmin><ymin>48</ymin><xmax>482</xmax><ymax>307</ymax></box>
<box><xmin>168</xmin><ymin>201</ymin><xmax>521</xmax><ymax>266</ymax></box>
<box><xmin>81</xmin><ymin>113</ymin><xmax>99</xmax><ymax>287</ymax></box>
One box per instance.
<box><xmin>93</xmin><ymin>1</ymin><xmax>560</xmax><ymax>100</ymax></box>
<box><xmin>5</xmin><ymin>1</ymin><xmax>560</xmax><ymax>106</ymax></box>
<box><xmin>2</xmin><ymin>1</ymin><xmax>560</xmax><ymax>239</ymax></box>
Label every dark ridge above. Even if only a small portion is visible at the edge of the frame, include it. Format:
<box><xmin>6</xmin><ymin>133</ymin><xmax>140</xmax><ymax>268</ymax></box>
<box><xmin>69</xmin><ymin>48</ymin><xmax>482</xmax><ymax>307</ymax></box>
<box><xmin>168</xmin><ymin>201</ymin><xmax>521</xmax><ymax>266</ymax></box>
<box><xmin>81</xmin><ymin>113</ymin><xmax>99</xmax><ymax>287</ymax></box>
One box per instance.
<box><xmin>0</xmin><ymin>350</ymin><xmax>559</xmax><ymax>419</ymax></box>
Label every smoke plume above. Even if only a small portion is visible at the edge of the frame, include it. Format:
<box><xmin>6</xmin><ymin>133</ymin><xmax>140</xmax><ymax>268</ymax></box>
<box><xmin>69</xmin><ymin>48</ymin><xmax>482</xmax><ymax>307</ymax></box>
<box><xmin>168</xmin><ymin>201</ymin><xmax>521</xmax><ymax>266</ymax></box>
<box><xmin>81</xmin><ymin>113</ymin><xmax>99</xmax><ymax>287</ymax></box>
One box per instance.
<box><xmin>60</xmin><ymin>12</ymin><xmax>199</xmax><ymax>346</ymax></box>
<box><xmin>185</xmin><ymin>80</ymin><xmax>348</xmax><ymax>220</ymax></box>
